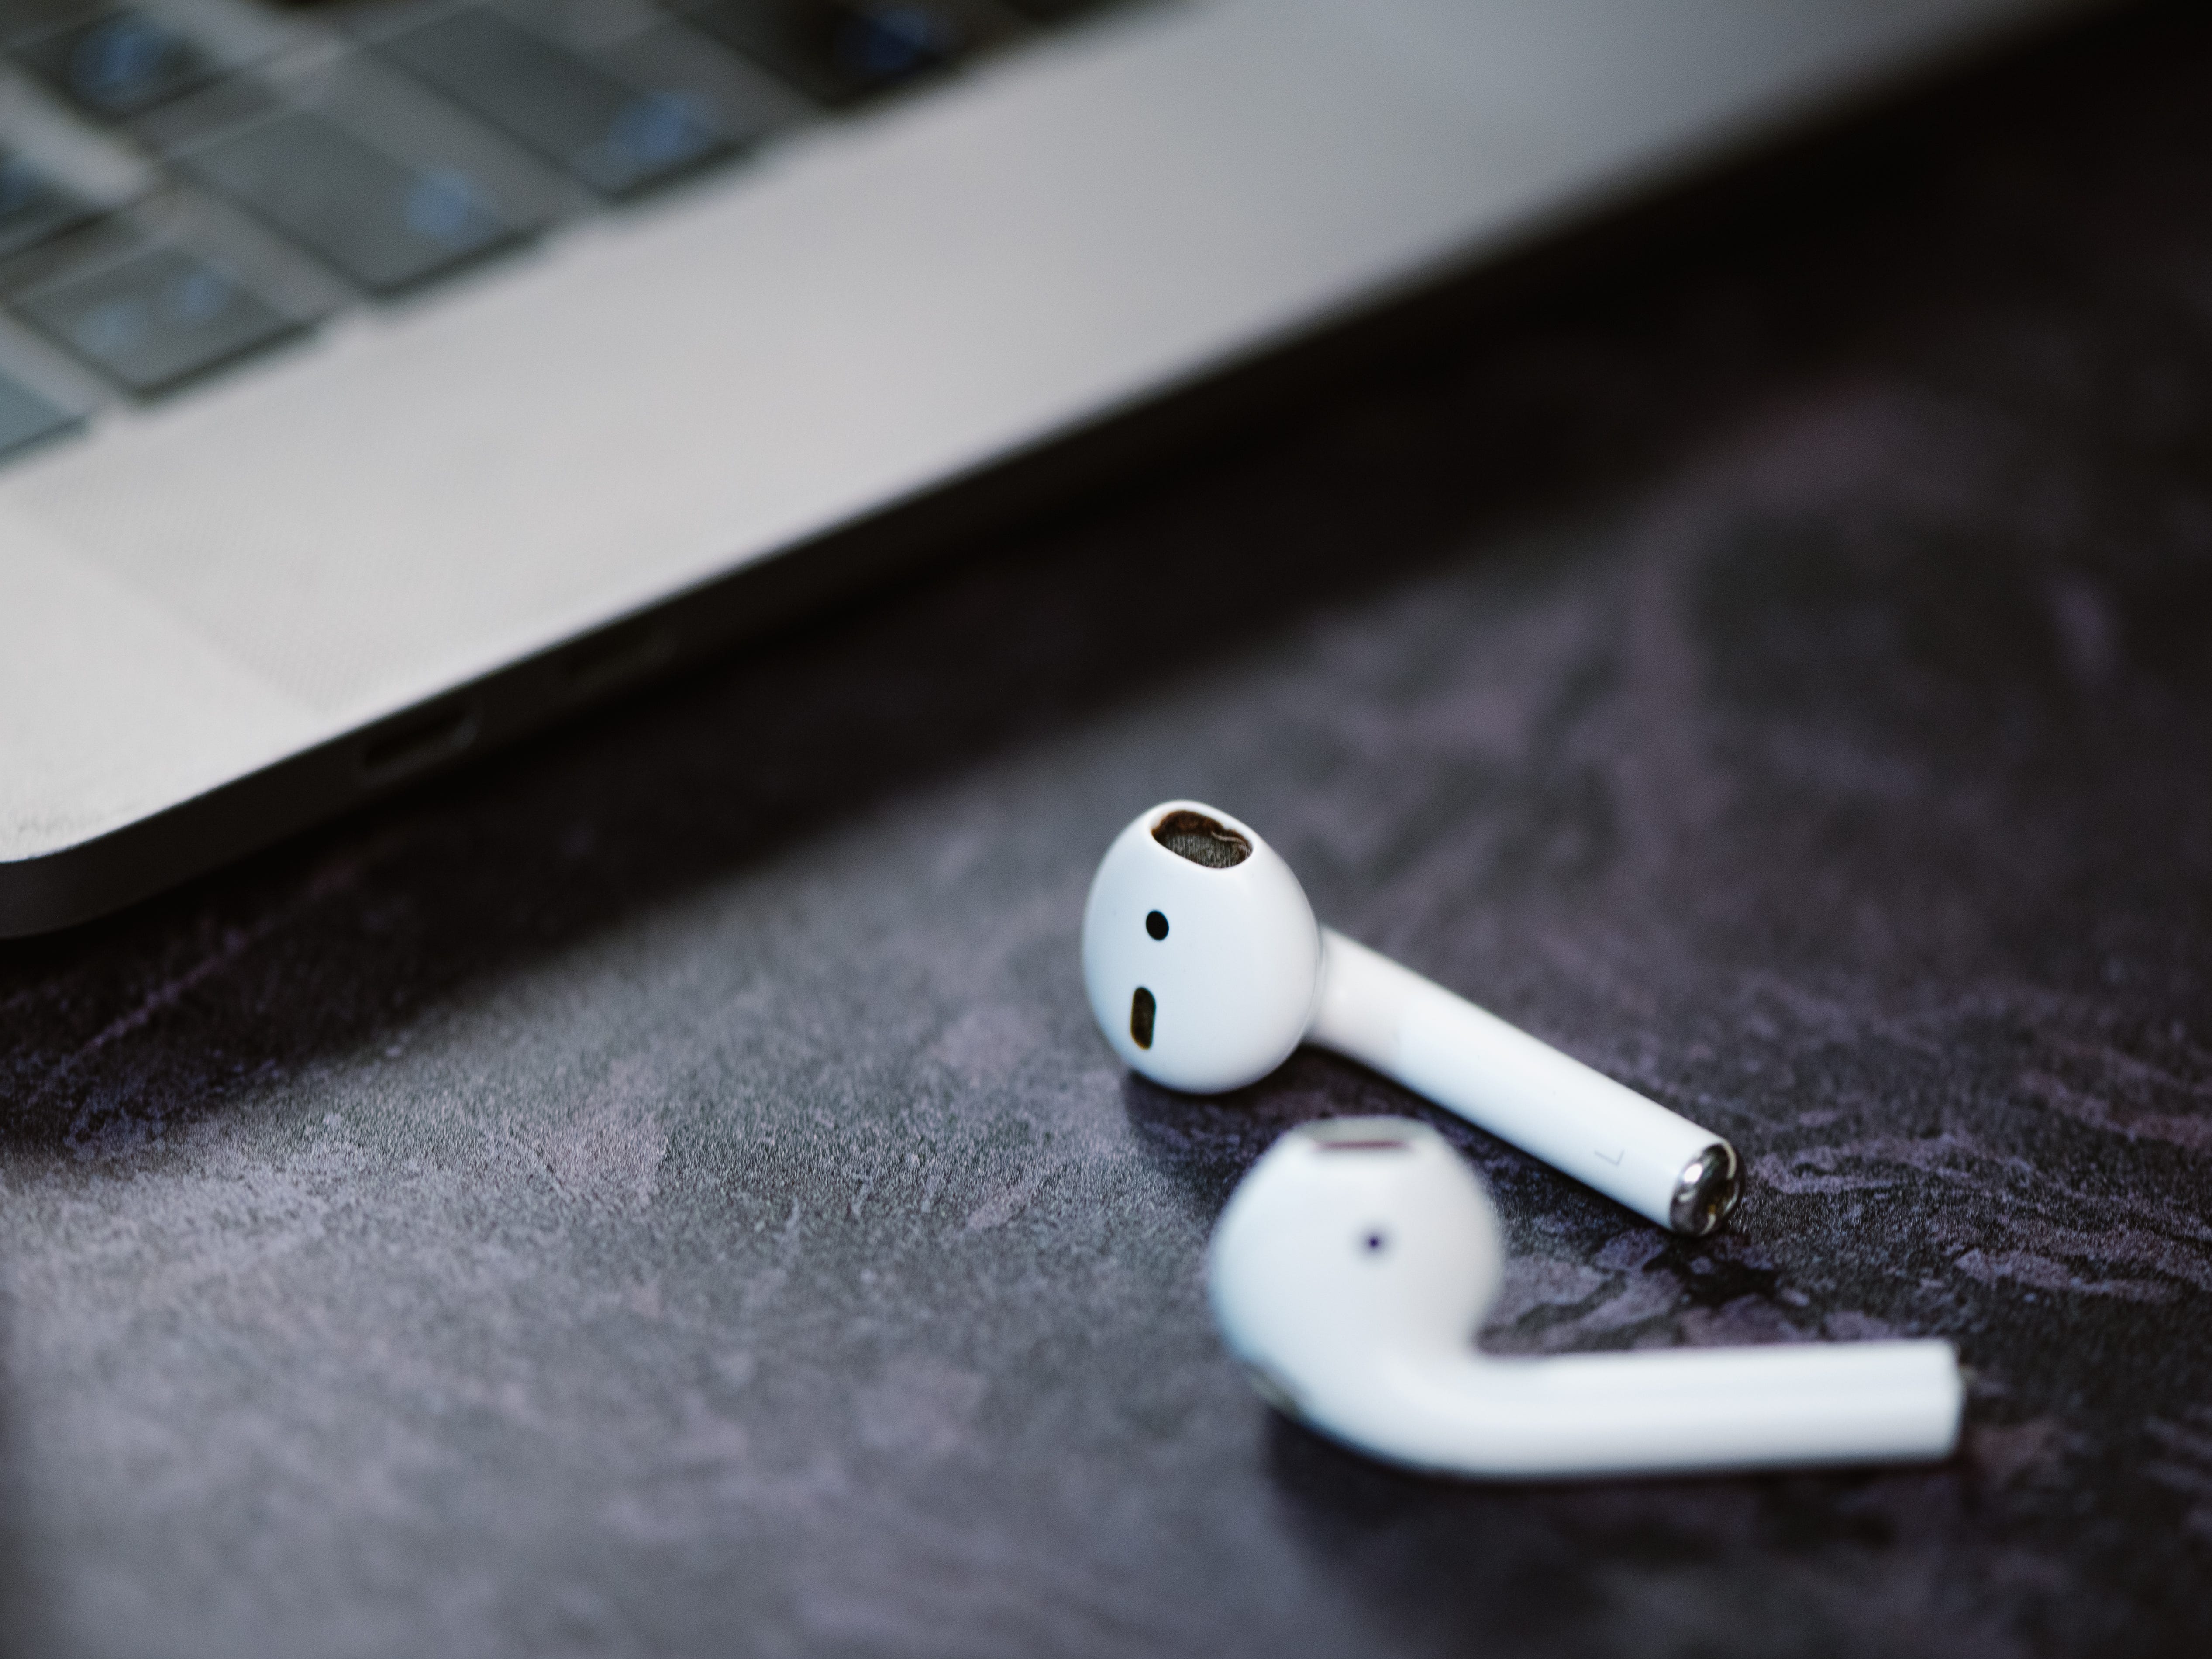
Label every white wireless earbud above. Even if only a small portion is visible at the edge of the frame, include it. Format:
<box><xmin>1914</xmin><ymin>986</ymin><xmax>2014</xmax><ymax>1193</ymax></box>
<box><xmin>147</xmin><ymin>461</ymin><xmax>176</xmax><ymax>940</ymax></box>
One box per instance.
<box><xmin>1081</xmin><ymin>801</ymin><xmax>1740</xmax><ymax>1234</ymax></box>
<box><xmin>1209</xmin><ymin>1118</ymin><xmax>1963</xmax><ymax>1478</ymax></box>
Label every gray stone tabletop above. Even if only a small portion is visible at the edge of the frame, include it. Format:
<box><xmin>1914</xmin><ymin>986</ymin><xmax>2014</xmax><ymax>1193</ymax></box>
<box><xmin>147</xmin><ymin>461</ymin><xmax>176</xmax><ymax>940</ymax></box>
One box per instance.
<box><xmin>3</xmin><ymin>7</ymin><xmax>2209</xmax><ymax>1655</ymax></box>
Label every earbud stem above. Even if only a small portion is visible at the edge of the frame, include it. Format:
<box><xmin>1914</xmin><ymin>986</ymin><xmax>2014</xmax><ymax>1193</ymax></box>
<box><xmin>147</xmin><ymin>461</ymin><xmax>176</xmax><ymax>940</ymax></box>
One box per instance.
<box><xmin>1306</xmin><ymin>929</ymin><xmax>1735</xmax><ymax>1233</ymax></box>
<box><xmin>1327</xmin><ymin>1338</ymin><xmax>1963</xmax><ymax>1478</ymax></box>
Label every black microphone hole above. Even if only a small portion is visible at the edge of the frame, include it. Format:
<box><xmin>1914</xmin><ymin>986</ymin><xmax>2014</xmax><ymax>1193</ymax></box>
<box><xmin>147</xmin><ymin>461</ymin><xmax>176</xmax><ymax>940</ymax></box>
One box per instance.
<box><xmin>1146</xmin><ymin>910</ymin><xmax>1168</xmax><ymax>940</ymax></box>
<box><xmin>1130</xmin><ymin>987</ymin><xmax>1156</xmax><ymax>1049</ymax></box>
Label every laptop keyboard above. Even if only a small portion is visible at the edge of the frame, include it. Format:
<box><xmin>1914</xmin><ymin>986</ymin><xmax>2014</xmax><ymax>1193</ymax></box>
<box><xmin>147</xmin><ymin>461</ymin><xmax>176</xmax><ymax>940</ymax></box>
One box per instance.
<box><xmin>0</xmin><ymin>0</ymin><xmax>1117</xmax><ymax>465</ymax></box>
<box><xmin>176</xmin><ymin>108</ymin><xmax>536</xmax><ymax>293</ymax></box>
<box><xmin>16</xmin><ymin>238</ymin><xmax>302</xmax><ymax>392</ymax></box>
<box><xmin>680</xmin><ymin>0</ymin><xmax>1007</xmax><ymax>106</ymax></box>
<box><xmin>21</xmin><ymin>9</ymin><xmax>225</xmax><ymax>119</ymax></box>
<box><xmin>376</xmin><ymin>10</ymin><xmax>737</xmax><ymax>196</ymax></box>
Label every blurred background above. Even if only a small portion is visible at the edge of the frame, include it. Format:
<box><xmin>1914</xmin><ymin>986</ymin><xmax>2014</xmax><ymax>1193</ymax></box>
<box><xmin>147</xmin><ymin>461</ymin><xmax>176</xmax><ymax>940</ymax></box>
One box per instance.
<box><xmin>0</xmin><ymin>0</ymin><xmax>1080</xmax><ymax>414</ymax></box>
<box><xmin>1</xmin><ymin>2</ymin><xmax>2209</xmax><ymax>1656</ymax></box>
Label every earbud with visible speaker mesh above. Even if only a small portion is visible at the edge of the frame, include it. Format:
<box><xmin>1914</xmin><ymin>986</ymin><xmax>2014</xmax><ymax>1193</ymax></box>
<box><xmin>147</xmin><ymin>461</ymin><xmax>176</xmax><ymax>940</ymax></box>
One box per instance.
<box><xmin>1081</xmin><ymin>800</ymin><xmax>1739</xmax><ymax>1235</ymax></box>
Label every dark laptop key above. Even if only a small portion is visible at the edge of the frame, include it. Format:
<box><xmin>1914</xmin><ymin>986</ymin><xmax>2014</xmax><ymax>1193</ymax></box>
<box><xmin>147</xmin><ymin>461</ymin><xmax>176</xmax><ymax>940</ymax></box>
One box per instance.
<box><xmin>0</xmin><ymin>150</ymin><xmax>96</xmax><ymax>258</ymax></box>
<box><xmin>683</xmin><ymin>0</ymin><xmax>977</xmax><ymax>108</ymax></box>
<box><xmin>18</xmin><ymin>246</ymin><xmax>298</xmax><ymax>396</ymax></box>
<box><xmin>15</xmin><ymin>8</ymin><xmax>221</xmax><ymax>121</ymax></box>
<box><xmin>0</xmin><ymin>369</ymin><xmax>75</xmax><ymax>462</ymax></box>
<box><xmin>379</xmin><ymin>9</ymin><xmax>730</xmax><ymax>199</ymax></box>
<box><xmin>182</xmin><ymin>112</ymin><xmax>525</xmax><ymax>296</ymax></box>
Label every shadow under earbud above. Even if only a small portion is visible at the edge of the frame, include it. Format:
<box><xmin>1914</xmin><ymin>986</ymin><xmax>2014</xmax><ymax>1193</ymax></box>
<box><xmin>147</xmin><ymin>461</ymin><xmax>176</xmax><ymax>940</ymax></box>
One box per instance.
<box><xmin>1118</xmin><ymin>1048</ymin><xmax>1420</xmax><ymax>1225</ymax></box>
<box><xmin>1120</xmin><ymin>1042</ymin><xmax>1659</xmax><ymax>1258</ymax></box>
<box><xmin>1261</xmin><ymin>1412</ymin><xmax>1619</xmax><ymax>1652</ymax></box>
<box><xmin>1260</xmin><ymin>1394</ymin><xmax>1943</xmax><ymax>1655</ymax></box>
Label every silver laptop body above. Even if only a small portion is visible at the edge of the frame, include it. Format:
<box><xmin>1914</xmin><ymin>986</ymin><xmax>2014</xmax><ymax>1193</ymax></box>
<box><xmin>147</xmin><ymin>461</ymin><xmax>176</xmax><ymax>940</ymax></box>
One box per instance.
<box><xmin>0</xmin><ymin>0</ymin><xmax>2092</xmax><ymax>934</ymax></box>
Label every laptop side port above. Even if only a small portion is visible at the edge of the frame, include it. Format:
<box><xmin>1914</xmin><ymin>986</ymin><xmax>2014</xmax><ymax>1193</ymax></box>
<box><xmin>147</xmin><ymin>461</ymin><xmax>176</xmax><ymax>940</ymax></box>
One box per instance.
<box><xmin>357</xmin><ymin>702</ymin><xmax>480</xmax><ymax>785</ymax></box>
<box><xmin>553</xmin><ymin>619</ymin><xmax>677</xmax><ymax>701</ymax></box>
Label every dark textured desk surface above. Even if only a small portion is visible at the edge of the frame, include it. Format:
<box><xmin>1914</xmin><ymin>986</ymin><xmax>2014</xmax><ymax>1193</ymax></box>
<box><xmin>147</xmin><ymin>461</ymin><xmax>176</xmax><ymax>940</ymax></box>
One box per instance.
<box><xmin>5</xmin><ymin>12</ymin><xmax>2212</xmax><ymax>1657</ymax></box>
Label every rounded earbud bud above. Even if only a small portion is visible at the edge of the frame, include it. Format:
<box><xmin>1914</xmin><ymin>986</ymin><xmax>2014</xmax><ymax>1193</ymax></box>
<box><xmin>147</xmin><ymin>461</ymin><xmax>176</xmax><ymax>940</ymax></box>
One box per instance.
<box><xmin>1209</xmin><ymin>1119</ymin><xmax>1963</xmax><ymax>1478</ymax></box>
<box><xmin>1082</xmin><ymin>802</ymin><xmax>1740</xmax><ymax>1235</ymax></box>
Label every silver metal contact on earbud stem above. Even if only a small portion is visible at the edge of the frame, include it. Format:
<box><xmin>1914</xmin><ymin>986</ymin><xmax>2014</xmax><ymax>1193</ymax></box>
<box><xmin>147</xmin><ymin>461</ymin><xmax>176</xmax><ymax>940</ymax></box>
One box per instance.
<box><xmin>1669</xmin><ymin>1142</ymin><xmax>1741</xmax><ymax>1236</ymax></box>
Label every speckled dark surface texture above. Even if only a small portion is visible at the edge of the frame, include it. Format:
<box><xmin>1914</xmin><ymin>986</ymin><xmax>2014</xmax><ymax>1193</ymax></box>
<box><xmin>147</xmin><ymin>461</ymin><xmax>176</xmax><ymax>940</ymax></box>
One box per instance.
<box><xmin>5</xmin><ymin>10</ymin><xmax>2212</xmax><ymax>1656</ymax></box>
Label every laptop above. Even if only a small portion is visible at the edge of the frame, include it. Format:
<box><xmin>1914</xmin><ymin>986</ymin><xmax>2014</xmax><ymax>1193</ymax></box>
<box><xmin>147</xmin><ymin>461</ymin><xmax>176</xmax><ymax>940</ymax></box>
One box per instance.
<box><xmin>0</xmin><ymin>0</ymin><xmax>2097</xmax><ymax>936</ymax></box>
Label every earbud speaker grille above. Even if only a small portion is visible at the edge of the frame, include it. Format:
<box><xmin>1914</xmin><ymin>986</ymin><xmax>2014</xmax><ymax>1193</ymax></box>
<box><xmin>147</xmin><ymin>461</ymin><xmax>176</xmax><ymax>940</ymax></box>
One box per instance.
<box><xmin>1152</xmin><ymin>809</ymin><xmax>1251</xmax><ymax>868</ymax></box>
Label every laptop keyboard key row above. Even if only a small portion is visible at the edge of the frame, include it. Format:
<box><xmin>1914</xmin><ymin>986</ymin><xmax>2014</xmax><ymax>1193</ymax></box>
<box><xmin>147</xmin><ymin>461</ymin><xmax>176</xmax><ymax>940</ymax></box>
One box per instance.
<box><xmin>0</xmin><ymin>0</ymin><xmax>1109</xmax><ymax>421</ymax></box>
<box><xmin>17</xmin><ymin>245</ymin><xmax>300</xmax><ymax>396</ymax></box>
<box><xmin>179</xmin><ymin>111</ymin><xmax>535</xmax><ymax>296</ymax></box>
<box><xmin>378</xmin><ymin>9</ymin><xmax>734</xmax><ymax>200</ymax></box>
<box><xmin>16</xmin><ymin>8</ymin><xmax>225</xmax><ymax>122</ymax></box>
<box><xmin>682</xmin><ymin>0</ymin><xmax>988</xmax><ymax>108</ymax></box>
<box><xmin>0</xmin><ymin>150</ymin><xmax>98</xmax><ymax>259</ymax></box>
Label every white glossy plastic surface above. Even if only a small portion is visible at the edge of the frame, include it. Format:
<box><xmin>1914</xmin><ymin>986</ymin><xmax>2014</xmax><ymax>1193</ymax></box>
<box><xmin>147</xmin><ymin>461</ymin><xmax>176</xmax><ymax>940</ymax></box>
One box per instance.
<box><xmin>1208</xmin><ymin>1119</ymin><xmax>1964</xmax><ymax>1478</ymax></box>
<box><xmin>1080</xmin><ymin>801</ymin><xmax>1732</xmax><ymax>1229</ymax></box>
<box><xmin>1081</xmin><ymin>801</ymin><xmax>1321</xmax><ymax>1094</ymax></box>
<box><xmin>1308</xmin><ymin>930</ymin><xmax>1722</xmax><ymax>1229</ymax></box>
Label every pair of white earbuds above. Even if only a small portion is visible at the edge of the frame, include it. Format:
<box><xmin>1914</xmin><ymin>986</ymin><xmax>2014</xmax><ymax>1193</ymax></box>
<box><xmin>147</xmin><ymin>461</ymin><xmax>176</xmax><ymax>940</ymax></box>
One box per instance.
<box><xmin>1081</xmin><ymin>802</ymin><xmax>1963</xmax><ymax>1478</ymax></box>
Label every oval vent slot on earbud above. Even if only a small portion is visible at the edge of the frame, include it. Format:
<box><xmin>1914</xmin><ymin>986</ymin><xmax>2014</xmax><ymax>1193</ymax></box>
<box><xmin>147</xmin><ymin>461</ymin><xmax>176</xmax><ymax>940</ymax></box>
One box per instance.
<box><xmin>1130</xmin><ymin>987</ymin><xmax>1156</xmax><ymax>1048</ymax></box>
<box><xmin>1153</xmin><ymin>809</ymin><xmax>1251</xmax><ymax>868</ymax></box>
